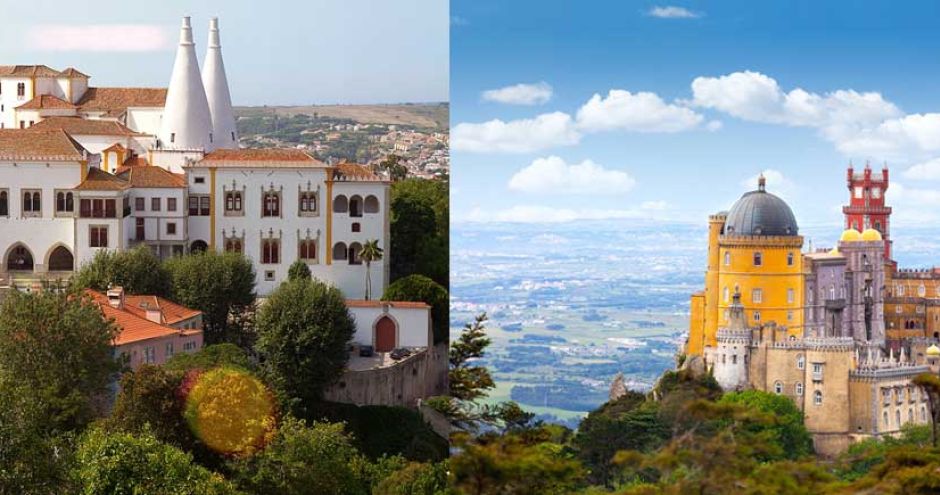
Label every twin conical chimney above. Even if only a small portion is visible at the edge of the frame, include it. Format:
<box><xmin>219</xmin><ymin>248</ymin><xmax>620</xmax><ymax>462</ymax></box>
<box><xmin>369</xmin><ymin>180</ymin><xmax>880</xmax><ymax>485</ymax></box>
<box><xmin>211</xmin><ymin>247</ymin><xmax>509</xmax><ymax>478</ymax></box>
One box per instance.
<box><xmin>202</xmin><ymin>17</ymin><xmax>238</xmax><ymax>150</ymax></box>
<box><xmin>158</xmin><ymin>16</ymin><xmax>213</xmax><ymax>151</ymax></box>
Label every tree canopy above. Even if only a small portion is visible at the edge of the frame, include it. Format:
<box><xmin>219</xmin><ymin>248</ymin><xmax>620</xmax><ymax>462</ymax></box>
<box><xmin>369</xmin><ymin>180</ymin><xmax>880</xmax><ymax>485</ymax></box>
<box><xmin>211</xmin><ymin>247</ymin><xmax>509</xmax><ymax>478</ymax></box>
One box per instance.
<box><xmin>70</xmin><ymin>246</ymin><xmax>171</xmax><ymax>296</ymax></box>
<box><xmin>382</xmin><ymin>274</ymin><xmax>449</xmax><ymax>344</ymax></box>
<box><xmin>389</xmin><ymin>178</ymin><xmax>448</xmax><ymax>287</ymax></box>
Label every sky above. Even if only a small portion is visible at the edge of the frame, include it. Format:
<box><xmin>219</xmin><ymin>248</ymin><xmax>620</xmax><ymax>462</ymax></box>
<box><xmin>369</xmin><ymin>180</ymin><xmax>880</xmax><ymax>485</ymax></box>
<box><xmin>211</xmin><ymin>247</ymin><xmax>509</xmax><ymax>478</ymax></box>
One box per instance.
<box><xmin>451</xmin><ymin>0</ymin><xmax>940</xmax><ymax>231</ymax></box>
<box><xmin>0</xmin><ymin>0</ymin><xmax>448</xmax><ymax>105</ymax></box>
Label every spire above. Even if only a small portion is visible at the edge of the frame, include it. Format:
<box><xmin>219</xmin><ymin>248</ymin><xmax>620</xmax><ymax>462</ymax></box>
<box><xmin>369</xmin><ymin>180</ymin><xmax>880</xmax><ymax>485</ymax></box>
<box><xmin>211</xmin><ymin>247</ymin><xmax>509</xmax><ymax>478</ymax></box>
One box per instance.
<box><xmin>158</xmin><ymin>16</ymin><xmax>213</xmax><ymax>151</ymax></box>
<box><xmin>202</xmin><ymin>17</ymin><xmax>239</xmax><ymax>150</ymax></box>
<box><xmin>757</xmin><ymin>172</ymin><xmax>766</xmax><ymax>192</ymax></box>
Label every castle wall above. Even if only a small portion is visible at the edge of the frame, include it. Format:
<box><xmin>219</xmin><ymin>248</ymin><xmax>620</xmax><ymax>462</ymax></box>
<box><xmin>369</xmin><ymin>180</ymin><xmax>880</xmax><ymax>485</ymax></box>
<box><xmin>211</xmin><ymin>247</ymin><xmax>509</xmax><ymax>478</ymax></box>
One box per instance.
<box><xmin>323</xmin><ymin>342</ymin><xmax>448</xmax><ymax>407</ymax></box>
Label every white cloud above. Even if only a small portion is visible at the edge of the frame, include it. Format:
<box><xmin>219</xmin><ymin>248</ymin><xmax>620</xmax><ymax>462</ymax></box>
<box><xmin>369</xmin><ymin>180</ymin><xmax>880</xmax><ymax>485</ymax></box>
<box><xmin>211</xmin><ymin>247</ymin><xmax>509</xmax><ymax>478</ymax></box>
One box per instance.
<box><xmin>903</xmin><ymin>158</ymin><xmax>940</xmax><ymax>180</ymax></box>
<box><xmin>451</xmin><ymin>112</ymin><xmax>581</xmax><ymax>153</ymax></box>
<box><xmin>888</xmin><ymin>182</ymin><xmax>940</xmax><ymax>207</ymax></box>
<box><xmin>482</xmin><ymin>82</ymin><xmax>553</xmax><ymax>105</ymax></box>
<box><xmin>740</xmin><ymin>169</ymin><xmax>793</xmax><ymax>194</ymax></box>
<box><xmin>462</xmin><ymin>205</ymin><xmax>651</xmax><ymax>223</ymax></box>
<box><xmin>706</xmin><ymin>120</ymin><xmax>723</xmax><ymax>132</ymax></box>
<box><xmin>576</xmin><ymin>89</ymin><xmax>704</xmax><ymax>133</ymax></box>
<box><xmin>28</xmin><ymin>24</ymin><xmax>172</xmax><ymax>52</ymax></box>
<box><xmin>641</xmin><ymin>200</ymin><xmax>672</xmax><ymax>211</ymax></box>
<box><xmin>508</xmin><ymin>156</ymin><xmax>636</xmax><ymax>195</ymax></box>
<box><xmin>648</xmin><ymin>6</ymin><xmax>701</xmax><ymax>18</ymax></box>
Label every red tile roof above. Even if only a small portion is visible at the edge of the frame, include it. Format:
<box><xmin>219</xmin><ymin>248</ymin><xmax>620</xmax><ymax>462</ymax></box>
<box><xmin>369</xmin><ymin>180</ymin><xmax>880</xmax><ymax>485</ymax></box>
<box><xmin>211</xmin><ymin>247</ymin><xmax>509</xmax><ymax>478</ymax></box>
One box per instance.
<box><xmin>85</xmin><ymin>290</ymin><xmax>200</xmax><ymax>346</ymax></box>
<box><xmin>346</xmin><ymin>300</ymin><xmax>430</xmax><ymax>309</ymax></box>
<box><xmin>114</xmin><ymin>155</ymin><xmax>149</xmax><ymax>174</ymax></box>
<box><xmin>103</xmin><ymin>143</ymin><xmax>126</xmax><ymax>153</ymax></box>
<box><xmin>76</xmin><ymin>87</ymin><xmax>167</xmax><ymax>116</ymax></box>
<box><xmin>197</xmin><ymin>148</ymin><xmax>321</xmax><ymax>166</ymax></box>
<box><xmin>123</xmin><ymin>295</ymin><xmax>202</xmax><ymax>325</ymax></box>
<box><xmin>118</xmin><ymin>165</ymin><xmax>186</xmax><ymax>188</ymax></box>
<box><xmin>30</xmin><ymin>116</ymin><xmax>139</xmax><ymax>136</ymax></box>
<box><xmin>0</xmin><ymin>65</ymin><xmax>62</xmax><ymax>77</ymax></box>
<box><xmin>0</xmin><ymin>129</ymin><xmax>87</xmax><ymax>161</ymax></box>
<box><xmin>74</xmin><ymin>167</ymin><xmax>128</xmax><ymax>191</ymax></box>
<box><xmin>17</xmin><ymin>94</ymin><xmax>77</xmax><ymax>110</ymax></box>
<box><xmin>60</xmin><ymin>67</ymin><xmax>89</xmax><ymax>78</ymax></box>
<box><xmin>333</xmin><ymin>162</ymin><xmax>383</xmax><ymax>181</ymax></box>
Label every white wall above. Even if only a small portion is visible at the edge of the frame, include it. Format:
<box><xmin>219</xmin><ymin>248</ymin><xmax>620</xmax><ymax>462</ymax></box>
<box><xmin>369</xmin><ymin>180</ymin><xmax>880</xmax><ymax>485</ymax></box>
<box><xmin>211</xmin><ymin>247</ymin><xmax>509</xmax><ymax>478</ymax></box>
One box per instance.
<box><xmin>0</xmin><ymin>77</ymin><xmax>32</xmax><ymax>129</ymax></box>
<box><xmin>348</xmin><ymin>304</ymin><xmax>431</xmax><ymax>348</ymax></box>
<box><xmin>126</xmin><ymin>108</ymin><xmax>163</xmax><ymax>136</ymax></box>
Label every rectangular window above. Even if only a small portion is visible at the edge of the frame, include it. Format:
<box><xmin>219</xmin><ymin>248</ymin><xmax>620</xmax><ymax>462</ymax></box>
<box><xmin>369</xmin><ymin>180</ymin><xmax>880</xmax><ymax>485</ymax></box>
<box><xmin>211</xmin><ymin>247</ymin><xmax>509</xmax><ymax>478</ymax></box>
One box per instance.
<box><xmin>135</xmin><ymin>197</ymin><xmax>145</xmax><ymax>211</ymax></box>
<box><xmin>753</xmin><ymin>252</ymin><xmax>762</xmax><ymax>266</ymax></box>
<box><xmin>194</xmin><ymin>176</ymin><xmax>205</xmax><ymax>184</ymax></box>
<box><xmin>136</xmin><ymin>218</ymin><xmax>145</xmax><ymax>241</ymax></box>
<box><xmin>22</xmin><ymin>189</ymin><xmax>41</xmax><ymax>216</ymax></box>
<box><xmin>79</xmin><ymin>198</ymin><xmax>91</xmax><ymax>217</ymax></box>
<box><xmin>105</xmin><ymin>199</ymin><xmax>116</xmax><ymax>218</ymax></box>
<box><xmin>89</xmin><ymin>226</ymin><xmax>109</xmax><ymax>248</ymax></box>
<box><xmin>787</xmin><ymin>288</ymin><xmax>795</xmax><ymax>304</ymax></box>
<box><xmin>264</xmin><ymin>270</ymin><xmax>276</xmax><ymax>281</ymax></box>
<box><xmin>200</xmin><ymin>196</ymin><xmax>210</xmax><ymax>216</ymax></box>
<box><xmin>165</xmin><ymin>343</ymin><xmax>174</xmax><ymax>358</ymax></box>
<box><xmin>188</xmin><ymin>196</ymin><xmax>199</xmax><ymax>216</ymax></box>
<box><xmin>787</xmin><ymin>252</ymin><xmax>794</xmax><ymax>266</ymax></box>
<box><xmin>16</xmin><ymin>82</ymin><xmax>25</xmax><ymax>97</ymax></box>
<box><xmin>151</xmin><ymin>197</ymin><xmax>161</xmax><ymax>211</ymax></box>
<box><xmin>752</xmin><ymin>288</ymin><xmax>763</xmax><ymax>304</ymax></box>
<box><xmin>167</xmin><ymin>198</ymin><xmax>177</xmax><ymax>212</ymax></box>
<box><xmin>0</xmin><ymin>189</ymin><xmax>8</xmax><ymax>216</ymax></box>
<box><xmin>144</xmin><ymin>346</ymin><xmax>156</xmax><ymax>364</ymax></box>
<box><xmin>167</xmin><ymin>222</ymin><xmax>177</xmax><ymax>235</ymax></box>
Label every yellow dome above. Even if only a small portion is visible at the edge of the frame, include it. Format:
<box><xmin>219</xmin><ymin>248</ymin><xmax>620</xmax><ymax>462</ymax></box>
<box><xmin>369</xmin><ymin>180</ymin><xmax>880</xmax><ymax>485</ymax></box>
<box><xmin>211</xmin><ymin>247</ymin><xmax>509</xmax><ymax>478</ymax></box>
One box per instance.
<box><xmin>828</xmin><ymin>247</ymin><xmax>840</xmax><ymax>255</ymax></box>
<box><xmin>861</xmin><ymin>228</ymin><xmax>883</xmax><ymax>241</ymax></box>
<box><xmin>927</xmin><ymin>345</ymin><xmax>940</xmax><ymax>357</ymax></box>
<box><xmin>839</xmin><ymin>229</ymin><xmax>862</xmax><ymax>242</ymax></box>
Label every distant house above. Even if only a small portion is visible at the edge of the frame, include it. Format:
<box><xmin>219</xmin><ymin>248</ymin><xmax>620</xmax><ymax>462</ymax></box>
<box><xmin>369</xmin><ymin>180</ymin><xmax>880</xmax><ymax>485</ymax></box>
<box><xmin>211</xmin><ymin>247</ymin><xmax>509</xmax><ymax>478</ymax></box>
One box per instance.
<box><xmin>86</xmin><ymin>287</ymin><xmax>203</xmax><ymax>369</ymax></box>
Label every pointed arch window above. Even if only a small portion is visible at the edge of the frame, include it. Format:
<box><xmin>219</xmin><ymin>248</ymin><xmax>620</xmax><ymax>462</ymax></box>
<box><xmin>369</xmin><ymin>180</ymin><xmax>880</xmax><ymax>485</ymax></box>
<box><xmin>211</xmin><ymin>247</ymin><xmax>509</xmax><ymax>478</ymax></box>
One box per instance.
<box><xmin>0</xmin><ymin>189</ymin><xmax>7</xmax><ymax>216</ymax></box>
<box><xmin>22</xmin><ymin>190</ymin><xmax>41</xmax><ymax>216</ymax></box>
<box><xmin>262</xmin><ymin>190</ymin><xmax>280</xmax><ymax>217</ymax></box>
<box><xmin>299</xmin><ymin>239</ymin><xmax>317</xmax><ymax>261</ymax></box>
<box><xmin>261</xmin><ymin>239</ymin><xmax>280</xmax><ymax>264</ymax></box>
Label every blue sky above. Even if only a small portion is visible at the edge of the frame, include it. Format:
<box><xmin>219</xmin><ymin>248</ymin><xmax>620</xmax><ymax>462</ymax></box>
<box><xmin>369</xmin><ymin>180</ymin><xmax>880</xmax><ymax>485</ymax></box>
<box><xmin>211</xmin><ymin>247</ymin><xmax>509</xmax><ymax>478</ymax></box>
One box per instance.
<box><xmin>451</xmin><ymin>0</ymin><xmax>940</xmax><ymax>231</ymax></box>
<box><xmin>0</xmin><ymin>0</ymin><xmax>448</xmax><ymax>105</ymax></box>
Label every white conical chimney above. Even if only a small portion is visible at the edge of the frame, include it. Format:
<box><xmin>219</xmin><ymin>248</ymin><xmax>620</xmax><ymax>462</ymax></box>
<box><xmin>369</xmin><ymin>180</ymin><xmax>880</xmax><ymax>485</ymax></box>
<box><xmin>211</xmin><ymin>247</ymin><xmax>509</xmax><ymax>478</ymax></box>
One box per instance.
<box><xmin>202</xmin><ymin>17</ymin><xmax>239</xmax><ymax>150</ymax></box>
<box><xmin>158</xmin><ymin>16</ymin><xmax>213</xmax><ymax>151</ymax></box>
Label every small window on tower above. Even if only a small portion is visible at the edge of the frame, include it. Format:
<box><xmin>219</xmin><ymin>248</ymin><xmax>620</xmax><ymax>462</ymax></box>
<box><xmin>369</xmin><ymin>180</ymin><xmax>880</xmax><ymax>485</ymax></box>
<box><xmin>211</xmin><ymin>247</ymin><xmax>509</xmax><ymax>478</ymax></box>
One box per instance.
<box><xmin>753</xmin><ymin>252</ymin><xmax>762</xmax><ymax>266</ymax></box>
<box><xmin>231</xmin><ymin>131</ymin><xmax>236</xmax><ymax>141</ymax></box>
<box><xmin>854</xmin><ymin>186</ymin><xmax>863</xmax><ymax>198</ymax></box>
<box><xmin>170</xmin><ymin>133</ymin><xmax>175</xmax><ymax>143</ymax></box>
<box><xmin>872</xmin><ymin>187</ymin><xmax>881</xmax><ymax>199</ymax></box>
<box><xmin>787</xmin><ymin>252</ymin><xmax>794</xmax><ymax>266</ymax></box>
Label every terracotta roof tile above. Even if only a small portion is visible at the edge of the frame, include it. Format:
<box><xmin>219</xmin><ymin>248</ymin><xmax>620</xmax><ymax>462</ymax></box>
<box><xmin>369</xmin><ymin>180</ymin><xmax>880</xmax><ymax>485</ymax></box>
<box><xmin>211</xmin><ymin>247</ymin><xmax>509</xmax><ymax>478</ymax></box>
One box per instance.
<box><xmin>75</xmin><ymin>167</ymin><xmax>128</xmax><ymax>191</ymax></box>
<box><xmin>0</xmin><ymin>129</ymin><xmax>87</xmax><ymax>161</ymax></box>
<box><xmin>195</xmin><ymin>148</ymin><xmax>324</xmax><ymax>167</ymax></box>
<box><xmin>123</xmin><ymin>295</ymin><xmax>201</xmax><ymax>325</ymax></box>
<box><xmin>30</xmin><ymin>116</ymin><xmax>139</xmax><ymax>136</ymax></box>
<box><xmin>118</xmin><ymin>165</ymin><xmax>186</xmax><ymax>188</ymax></box>
<box><xmin>85</xmin><ymin>290</ymin><xmax>202</xmax><ymax>345</ymax></box>
<box><xmin>0</xmin><ymin>65</ymin><xmax>62</xmax><ymax>77</ymax></box>
<box><xmin>60</xmin><ymin>67</ymin><xmax>89</xmax><ymax>78</ymax></box>
<box><xmin>76</xmin><ymin>87</ymin><xmax>167</xmax><ymax>116</ymax></box>
<box><xmin>114</xmin><ymin>155</ymin><xmax>149</xmax><ymax>174</ymax></box>
<box><xmin>17</xmin><ymin>94</ymin><xmax>77</xmax><ymax>110</ymax></box>
<box><xmin>333</xmin><ymin>162</ymin><xmax>383</xmax><ymax>182</ymax></box>
<box><xmin>346</xmin><ymin>300</ymin><xmax>430</xmax><ymax>309</ymax></box>
<box><xmin>103</xmin><ymin>143</ymin><xmax>126</xmax><ymax>153</ymax></box>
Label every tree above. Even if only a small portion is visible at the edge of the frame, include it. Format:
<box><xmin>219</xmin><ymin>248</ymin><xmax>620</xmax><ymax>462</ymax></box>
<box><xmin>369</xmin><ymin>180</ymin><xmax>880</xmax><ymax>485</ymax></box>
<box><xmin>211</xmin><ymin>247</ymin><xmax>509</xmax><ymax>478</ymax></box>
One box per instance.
<box><xmin>390</xmin><ymin>178</ymin><xmax>448</xmax><ymax>287</ymax></box>
<box><xmin>255</xmin><ymin>278</ymin><xmax>354</xmax><ymax>413</ymax></box>
<box><xmin>287</xmin><ymin>260</ymin><xmax>311</xmax><ymax>281</ymax></box>
<box><xmin>229</xmin><ymin>417</ymin><xmax>371</xmax><ymax>495</ymax></box>
<box><xmin>718</xmin><ymin>390</ymin><xmax>814</xmax><ymax>460</ymax></box>
<box><xmin>72</xmin><ymin>427</ymin><xmax>239</xmax><ymax>495</ymax></box>
<box><xmin>0</xmin><ymin>289</ymin><xmax>120</xmax><ymax>432</ymax></box>
<box><xmin>913</xmin><ymin>373</ymin><xmax>940</xmax><ymax>448</ymax></box>
<box><xmin>382</xmin><ymin>274</ymin><xmax>449</xmax><ymax>344</ymax></box>
<box><xmin>378</xmin><ymin>154</ymin><xmax>408</xmax><ymax>182</ymax></box>
<box><xmin>165</xmin><ymin>251</ymin><xmax>256</xmax><ymax>346</ymax></box>
<box><xmin>70</xmin><ymin>246</ymin><xmax>171</xmax><ymax>296</ymax></box>
<box><xmin>164</xmin><ymin>343</ymin><xmax>256</xmax><ymax>373</ymax></box>
<box><xmin>449</xmin><ymin>313</ymin><xmax>494</xmax><ymax>402</ymax></box>
<box><xmin>106</xmin><ymin>365</ymin><xmax>191</xmax><ymax>449</ymax></box>
<box><xmin>373</xmin><ymin>462</ymin><xmax>449</xmax><ymax>495</ymax></box>
<box><xmin>359</xmin><ymin>239</ymin><xmax>384</xmax><ymax>300</ymax></box>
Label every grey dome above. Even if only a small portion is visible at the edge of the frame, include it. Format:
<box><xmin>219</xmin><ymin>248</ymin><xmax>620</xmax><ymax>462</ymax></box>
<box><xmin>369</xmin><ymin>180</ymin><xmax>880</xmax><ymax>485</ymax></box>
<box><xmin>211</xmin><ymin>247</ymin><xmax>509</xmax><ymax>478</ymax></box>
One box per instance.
<box><xmin>724</xmin><ymin>180</ymin><xmax>798</xmax><ymax>237</ymax></box>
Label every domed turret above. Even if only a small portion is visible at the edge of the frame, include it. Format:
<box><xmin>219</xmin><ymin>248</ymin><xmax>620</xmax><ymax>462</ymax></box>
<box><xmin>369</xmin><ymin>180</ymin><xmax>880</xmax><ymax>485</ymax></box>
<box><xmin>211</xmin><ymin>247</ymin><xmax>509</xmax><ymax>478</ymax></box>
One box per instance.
<box><xmin>724</xmin><ymin>174</ymin><xmax>799</xmax><ymax>236</ymax></box>
<box><xmin>861</xmin><ymin>228</ymin><xmax>883</xmax><ymax>241</ymax></box>
<box><xmin>927</xmin><ymin>344</ymin><xmax>940</xmax><ymax>357</ymax></box>
<box><xmin>840</xmin><ymin>229</ymin><xmax>862</xmax><ymax>242</ymax></box>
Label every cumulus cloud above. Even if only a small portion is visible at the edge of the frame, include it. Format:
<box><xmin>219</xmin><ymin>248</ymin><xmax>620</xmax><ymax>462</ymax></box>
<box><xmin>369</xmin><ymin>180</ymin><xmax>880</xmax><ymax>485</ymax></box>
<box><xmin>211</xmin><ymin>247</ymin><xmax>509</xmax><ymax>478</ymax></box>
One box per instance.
<box><xmin>462</xmin><ymin>205</ymin><xmax>652</xmax><ymax>223</ymax></box>
<box><xmin>451</xmin><ymin>112</ymin><xmax>581</xmax><ymax>153</ymax></box>
<box><xmin>740</xmin><ymin>169</ymin><xmax>793</xmax><ymax>195</ymax></box>
<box><xmin>903</xmin><ymin>158</ymin><xmax>940</xmax><ymax>180</ymax></box>
<box><xmin>482</xmin><ymin>82</ymin><xmax>553</xmax><ymax>105</ymax></box>
<box><xmin>28</xmin><ymin>24</ymin><xmax>173</xmax><ymax>52</ymax></box>
<box><xmin>576</xmin><ymin>90</ymin><xmax>704</xmax><ymax>133</ymax></box>
<box><xmin>647</xmin><ymin>6</ymin><xmax>701</xmax><ymax>18</ymax></box>
<box><xmin>508</xmin><ymin>156</ymin><xmax>636</xmax><ymax>195</ymax></box>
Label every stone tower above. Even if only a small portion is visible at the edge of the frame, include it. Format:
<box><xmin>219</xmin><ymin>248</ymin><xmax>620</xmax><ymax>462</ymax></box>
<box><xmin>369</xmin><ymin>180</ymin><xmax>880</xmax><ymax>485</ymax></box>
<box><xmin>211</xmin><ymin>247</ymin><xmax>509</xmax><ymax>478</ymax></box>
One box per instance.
<box><xmin>844</xmin><ymin>163</ymin><xmax>892</xmax><ymax>260</ymax></box>
<box><xmin>158</xmin><ymin>16</ymin><xmax>213</xmax><ymax>151</ymax></box>
<box><xmin>202</xmin><ymin>17</ymin><xmax>239</xmax><ymax>151</ymax></box>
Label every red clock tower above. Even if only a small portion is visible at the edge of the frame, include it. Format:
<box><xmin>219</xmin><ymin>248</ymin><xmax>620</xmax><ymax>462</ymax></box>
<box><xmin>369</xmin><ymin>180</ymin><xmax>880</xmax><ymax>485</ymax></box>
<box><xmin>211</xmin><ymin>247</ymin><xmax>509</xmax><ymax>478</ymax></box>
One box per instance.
<box><xmin>843</xmin><ymin>163</ymin><xmax>892</xmax><ymax>260</ymax></box>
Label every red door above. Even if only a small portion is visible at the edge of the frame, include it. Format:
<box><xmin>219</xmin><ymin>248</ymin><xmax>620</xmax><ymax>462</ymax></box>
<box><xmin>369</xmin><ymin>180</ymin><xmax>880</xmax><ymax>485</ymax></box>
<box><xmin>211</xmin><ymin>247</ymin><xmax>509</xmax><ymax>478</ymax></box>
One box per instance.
<box><xmin>375</xmin><ymin>316</ymin><xmax>396</xmax><ymax>352</ymax></box>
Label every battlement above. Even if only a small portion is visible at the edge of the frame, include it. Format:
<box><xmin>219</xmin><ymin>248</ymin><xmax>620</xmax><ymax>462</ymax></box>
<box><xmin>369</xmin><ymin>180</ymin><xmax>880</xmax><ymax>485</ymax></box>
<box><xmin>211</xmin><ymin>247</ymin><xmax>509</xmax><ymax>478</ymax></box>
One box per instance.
<box><xmin>894</xmin><ymin>268</ymin><xmax>940</xmax><ymax>279</ymax></box>
<box><xmin>769</xmin><ymin>336</ymin><xmax>855</xmax><ymax>351</ymax></box>
<box><xmin>715</xmin><ymin>328</ymin><xmax>751</xmax><ymax>344</ymax></box>
<box><xmin>719</xmin><ymin>234</ymin><xmax>803</xmax><ymax>248</ymax></box>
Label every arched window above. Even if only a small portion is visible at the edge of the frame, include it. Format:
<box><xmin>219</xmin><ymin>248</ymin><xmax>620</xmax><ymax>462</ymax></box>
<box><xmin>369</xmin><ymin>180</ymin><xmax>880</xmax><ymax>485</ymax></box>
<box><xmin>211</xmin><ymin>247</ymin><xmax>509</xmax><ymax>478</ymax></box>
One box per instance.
<box><xmin>261</xmin><ymin>239</ymin><xmax>280</xmax><ymax>264</ymax></box>
<box><xmin>774</xmin><ymin>381</ymin><xmax>783</xmax><ymax>394</ymax></box>
<box><xmin>190</xmin><ymin>240</ymin><xmax>208</xmax><ymax>253</ymax></box>
<box><xmin>57</xmin><ymin>192</ymin><xmax>65</xmax><ymax>212</ymax></box>
<box><xmin>348</xmin><ymin>242</ymin><xmax>362</xmax><ymax>265</ymax></box>
<box><xmin>923</xmin><ymin>407</ymin><xmax>928</xmax><ymax>422</ymax></box>
<box><xmin>299</xmin><ymin>239</ymin><xmax>317</xmax><ymax>260</ymax></box>
<box><xmin>7</xmin><ymin>244</ymin><xmax>34</xmax><ymax>271</ymax></box>
<box><xmin>884</xmin><ymin>411</ymin><xmax>889</xmax><ymax>426</ymax></box>
<box><xmin>724</xmin><ymin>251</ymin><xmax>731</xmax><ymax>266</ymax></box>
<box><xmin>753</xmin><ymin>251</ymin><xmax>762</xmax><ymax>266</ymax></box>
<box><xmin>0</xmin><ymin>190</ymin><xmax>8</xmax><ymax>216</ymax></box>
<box><xmin>333</xmin><ymin>195</ymin><xmax>348</xmax><ymax>213</ymax></box>
<box><xmin>814</xmin><ymin>390</ymin><xmax>823</xmax><ymax>406</ymax></box>
<box><xmin>787</xmin><ymin>252</ymin><xmax>794</xmax><ymax>266</ymax></box>
<box><xmin>47</xmin><ymin>246</ymin><xmax>74</xmax><ymax>271</ymax></box>
<box><xmin>909</xmin><ymin>408</ymin><xmax>914</xmax><ymax>423</ymax></box>
<box><xmin>299</xmin><ymin>192</ymin><xmax>317</xmax><ymax>213</ymax></box>
<box><xmin>723</xmin><ymin>286</ymin><xmax>729</xmax><ymax>303</ymax></box>
<box><xmin>797</xmin><ymin>354</ymin><xmax>805</xmax><ymax>370</ymax></box>
<box><xmin>349</xmin><ymin>195</ymin><xmax>363</xmax><ymax>217</ymax></box>
<box><xmin>896</xmin><ymin>410</ymin><xmax>901</xmax><ymax>428</ymax></box>
<box><xmin>364</xmin><ymin>195</ymin><xmax>379</xmax><ymax>213</ymax></box>
<box><xmin>333</xmin><ymin>242</ymin><xmax>348</xmax><ymax>261</ymax></box>
<box><xmin>262</xmin><ymin>191</ymin><xmax>280</xmax><ymax>217</ymax></box>
<box><xmin>225</xmin><ymin>239</ymin><xmax>242</xmax><ymax>254</ymax></box>
<box><xmin>795</xmin><ymin>382</ymin><xmax>803</xmax><ymax>396</ymax></box>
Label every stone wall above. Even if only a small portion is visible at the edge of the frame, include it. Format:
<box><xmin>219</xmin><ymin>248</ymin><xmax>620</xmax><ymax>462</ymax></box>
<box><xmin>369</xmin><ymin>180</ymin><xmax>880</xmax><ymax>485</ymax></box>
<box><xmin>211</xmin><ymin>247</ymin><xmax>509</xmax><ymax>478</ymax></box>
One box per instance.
<box><xmin>324</xmin><ymin>342</ymin><xmax>448</xmax><ymax>408</ymax></box>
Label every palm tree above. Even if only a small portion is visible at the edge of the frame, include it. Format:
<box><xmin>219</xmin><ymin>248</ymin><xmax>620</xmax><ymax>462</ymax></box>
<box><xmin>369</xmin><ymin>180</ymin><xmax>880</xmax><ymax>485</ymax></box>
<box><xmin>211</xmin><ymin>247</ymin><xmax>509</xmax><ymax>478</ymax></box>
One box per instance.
<box><xmin>359</xmin><ymin>239</ymin><xmax>384</xmax><ymax>300</ymax></box>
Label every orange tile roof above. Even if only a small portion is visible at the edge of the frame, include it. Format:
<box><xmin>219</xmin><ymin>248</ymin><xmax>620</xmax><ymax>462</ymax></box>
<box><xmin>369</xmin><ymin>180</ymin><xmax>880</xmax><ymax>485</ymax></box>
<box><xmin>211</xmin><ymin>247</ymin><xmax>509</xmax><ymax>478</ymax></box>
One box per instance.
<box><xmin>197</xmin><ymin>148</ymin><xmax>321</xmax><ymax>166</ymax></box>
<box><xmin>17</xmin><ymin>94</ymin><xmax>77</xmax><ymax>110</ymax></box>
<box><xmin>118</xmin><ymin>165</ymin><xmax>186</xmax><ymax>188</ymax></box>
<box><xmin>0</xmin><ymin>129</ymin><xmax>87</xmax><ymax>161</ymax></box>
<box><xmin>333</xmin><ymin>162</ymin><xmax>383</xmax><ymax>181</ymax></box>
<box><xmin>103</xmin><ymin>143</ymin><xmax>126</xmax><ymax>153</ymax></box>
<box><xmin>85</xmin><ymin>290</ymin><xmax>201</xmax><ymax>345</ymax></box>
<box><xmin>76</xmin><ymin>87</ymin><xmax>167</xmax><ymax>116</ymax></box>
<box><xmin>0</xmin><ymin>65</ymin><xmax>62</xmax><ymax>77</ymax></box>
<box><xmin>75</xmin><ymin>167</ymin><xmax>128</xmax><ymax>191</ymax></box>
<box><xmin>123</xmin><ymin>295</ymin><xmax>202</xmax><ymax>325</ymax></box>
<box><xmin>60</xmin><ymin>67</ymin><xmax>89</xmax><ymax>78</ymax></box>
<box><xmin>114</xmin><ymin>155</ymin><xmax>149</xmax><ymax>174</ymax></box>
<box><xmin>30</xmin><ymin>116</ymin><xmax>139</xmax><ymax>136</ymax></box>
<box><xmin>346</xmin><ymin>300</ymin><xmax>430</xmax><ymax>309</ymax></box>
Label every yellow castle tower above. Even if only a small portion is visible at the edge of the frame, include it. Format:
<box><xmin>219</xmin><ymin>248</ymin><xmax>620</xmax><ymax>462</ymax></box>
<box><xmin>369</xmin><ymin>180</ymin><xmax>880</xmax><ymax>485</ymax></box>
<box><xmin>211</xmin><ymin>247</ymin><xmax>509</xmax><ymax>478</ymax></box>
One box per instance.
<box><xmin>688</xmin><ymin>175</ymin><xmax>804</xmax><ymax>355</ymax></box>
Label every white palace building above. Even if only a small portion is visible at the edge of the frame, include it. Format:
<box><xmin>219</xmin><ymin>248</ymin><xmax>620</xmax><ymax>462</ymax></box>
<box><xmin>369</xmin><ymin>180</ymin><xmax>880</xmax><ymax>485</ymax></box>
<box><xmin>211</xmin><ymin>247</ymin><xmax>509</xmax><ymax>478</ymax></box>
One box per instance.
<box><xmin>0</xmin><ymin>17</ymin><xmax>389</xmax><ymax>297</ymax></box>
